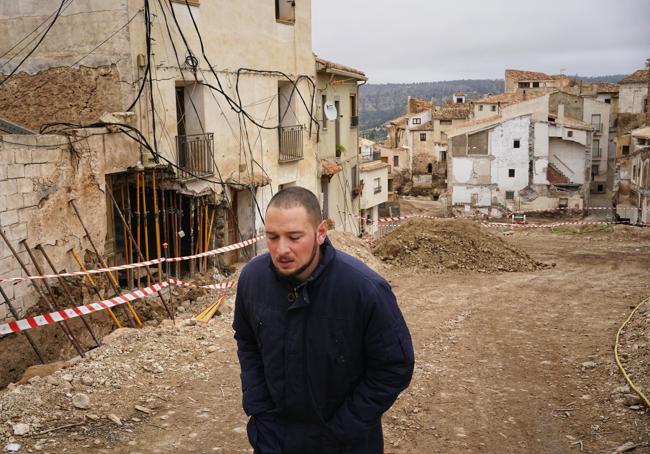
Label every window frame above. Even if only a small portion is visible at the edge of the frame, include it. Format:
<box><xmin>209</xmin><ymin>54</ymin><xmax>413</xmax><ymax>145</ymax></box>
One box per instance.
<box><xmin>420</xmin><ymin>133</ymin><xmax>427</xmax><ymax>142</ymax></box>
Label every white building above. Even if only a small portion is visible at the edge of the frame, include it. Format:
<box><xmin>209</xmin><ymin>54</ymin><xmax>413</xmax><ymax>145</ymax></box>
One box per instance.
<box><xmin>358</xmin><ymin>160</ymin><xmax>390</xmax><ymax>235</ymax></box>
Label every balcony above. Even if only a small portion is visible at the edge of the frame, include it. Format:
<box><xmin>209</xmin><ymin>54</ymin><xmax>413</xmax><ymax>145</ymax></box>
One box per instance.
<box><xmin>279</xmin><ymin>125</ymin><xmax>303</xmax><ymax>162</ymax></box>
<box><xmin>360</xmin><ymin>150</ymin><xmax>382</xmax><ymax>162</ymax></box>
<box><xmin>373</xmin><ymin>185</ymin><xmax>382</xmax><ymax>194</ymax></box>
<box><xmin>350</xmin><ymin>116</ymin><xmax>359</xmax><ymax>127</ymax></box>
<box><xmin>175</xmin><ymin>133</ymin><xmax>214</xmax><ymax>180</ymax></box>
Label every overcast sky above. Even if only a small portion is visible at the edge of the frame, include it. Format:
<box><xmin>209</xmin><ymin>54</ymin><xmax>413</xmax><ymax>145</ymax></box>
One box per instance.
<box><xmin>312</xmin><ymin>0</ymin><xmax>650</xmax><ymax>84</ymax></box>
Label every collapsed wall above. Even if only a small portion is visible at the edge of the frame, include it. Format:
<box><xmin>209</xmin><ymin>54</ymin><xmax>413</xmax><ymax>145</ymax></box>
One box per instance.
<box><xmin>0</xmin><ymin>132</ymin><xmax>139</xmax><ymax>321</ymax></box>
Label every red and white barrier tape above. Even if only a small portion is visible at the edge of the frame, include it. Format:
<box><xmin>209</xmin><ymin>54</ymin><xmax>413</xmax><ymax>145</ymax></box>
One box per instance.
<box><xmin>0</xmin><ymin>236</ymin><xmax>263</xmax><ymax>284</ymax></box>
<box><xmin>481</xmin><ymin>221</ymin><xmax>611</xmax><ymax>229</ymax></box>
<box><xmin>0</xmin><ymin>279</ymin><xmax>237</xmax><ymax>336</ymax></box>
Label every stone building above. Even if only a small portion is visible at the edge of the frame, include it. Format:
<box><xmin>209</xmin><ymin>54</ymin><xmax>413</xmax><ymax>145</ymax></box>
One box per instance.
<box><xmin>315</xmin><ymin>57</ymin><xmax>366</xmax><ymax>233</ymax></box>
<box><xmin>446</xmin><ymin>91</ymin><xmax>604</xmax><ymax>216</ymax></box>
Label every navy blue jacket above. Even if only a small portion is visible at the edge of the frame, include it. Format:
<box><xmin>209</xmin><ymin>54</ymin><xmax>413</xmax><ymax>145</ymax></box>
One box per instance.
<box><xmin>233</xmin><ymin>238</ymin><xmax>414</xmax><ymax>454</ymax></box>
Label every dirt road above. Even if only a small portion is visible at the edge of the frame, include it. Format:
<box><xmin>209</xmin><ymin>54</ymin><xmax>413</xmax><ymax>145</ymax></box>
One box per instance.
<box><xmin>1</xmin><ymin>226</ymin><xmax>649</xmax><ymax>453</ymax></box>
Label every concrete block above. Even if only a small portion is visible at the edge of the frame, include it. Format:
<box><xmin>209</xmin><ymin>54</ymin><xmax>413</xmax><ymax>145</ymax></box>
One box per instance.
<box><xmin>7</xmin><ymin>164</ymin><xmax>25</xmax><ymax>179</ymax></box>
<box><xmin>0</xmin><ymin>242</ymin><xmax>11</xmax><ymax>260</ymax></box>
<box><xmin>0</xmin><ymin>150</ymin><xmax>13</xmax><ymax>165</ymax></box>
<box><xmin>6</xmin><ymin>222</ymin><xmax>27</xmax><ymax>243</ymax></box>
<box><xmin>24</xmin><ymin>164</ymin><xmax>42</xmax><ymax>178</ymax></box>
<box><xmin>0</xmin><ymin>195</ymin><xmax>6</xmax><ymax>213</ymax></box>
<box><xmin>0</xmin><ymin>166</ymin><xmax>6</xmax><ymax>180</ymax></box>
<box><xmin>16</xmin><ymin>178</ymin><xmax>33</xmax><ymax>194</ymax></box>
<box><xmin>39</xmin><ymin>163</ymin><xmax>57</xmax><ymax>177</ymax></box>
<box><xmin>0</xmin><ymin>179</ymin><xmax>17</xmax><ymax>194</ymax></box>
<box><xmin>32</xmin><ymin>148</ymin><xmax>61</xmax><ymax>164</ymax></box>
<box><xmin>14</xmin><ymin>149</ymin><xmax>32</xmax><ymax>164</ymax></box>
<box><xmin>0</xmin><ymin>256</ymin><xmax>15</xmax><ymax>276</ymax></box>
<box><xmin>6</xmin><ymin>193</ymin><xmax>24</xmax><ymax>211</ymax></box>
<box><xmin>0</xmin><ymin>210</ymin><xmax>18</xmax><ymax>226</ymax></box>
<box><xmin>22</xmin><ymin>192</ymin><xmax>39</xmax><ymax>208</ymax></box>
<box><xmin>18</xmin><ymin>207</ymin><xmax>36</xmax><ymax>223</ymax></box>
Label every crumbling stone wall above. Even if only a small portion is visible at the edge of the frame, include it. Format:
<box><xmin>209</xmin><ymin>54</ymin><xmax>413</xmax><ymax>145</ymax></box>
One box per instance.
<box><xmin>0</xmin><ymin>132</ymin><xmax>139</xmax><ymax>321</ymax></box>
<box><xmin>0</xmin><ymin>65</ymin><xmax>123</xmax><ymax>132</ymax></box>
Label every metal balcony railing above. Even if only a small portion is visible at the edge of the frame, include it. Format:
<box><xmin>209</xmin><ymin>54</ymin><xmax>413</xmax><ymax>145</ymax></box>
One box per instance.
<box><xmin>176</xmin><ymin>133</ymin><xmax>214</xmax><ymax>180</ymax></box>
<box><xmin>373</xmin><ymin>185</ymin><xmax>382</xmax><ymax>194</ymax></box>
<box><xmin>279</xmin><ymin>125</ymin><xmax>303</xmax><ymax>162</ymax></box>
<box><xmin>350</xmin><ymin>116</ymin><xmax>359</xmax><ymax>127</ymax></box>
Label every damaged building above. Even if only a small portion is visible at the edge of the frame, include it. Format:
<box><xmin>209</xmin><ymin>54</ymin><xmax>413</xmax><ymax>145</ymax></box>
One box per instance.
<box><xmin>614</xmin><ymin>61</ymin><xmax>650</xmax><ymax>224</ymax></box>
<box><xmin>0</xmin><ymin>0</ymin><xmax>354</xmax><ymax>381</ymax></box>
<box><xmin>380</xmin><ymin>97</ymin><xmax>470</xmax><ymax>197</ymax></box>
<box><xmin>447</xmin><ymin>90</ymin><xmax>609</xmax><ymax>216</ymax></box>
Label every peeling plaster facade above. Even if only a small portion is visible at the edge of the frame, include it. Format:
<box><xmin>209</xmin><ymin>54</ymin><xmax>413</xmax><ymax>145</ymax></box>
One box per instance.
<box><xmin>0</xmin><ymin>0</ymin><xmax>321</xmax><ymax>244</ymax></box>
<box><xmin>0</xmin><ymin>132</ymin><xmax>140</xmax><ymax>321</ymax></box>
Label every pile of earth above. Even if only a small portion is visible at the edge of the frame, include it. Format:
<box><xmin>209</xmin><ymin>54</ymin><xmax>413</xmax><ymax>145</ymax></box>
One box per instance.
<box><xmin>372</xmin><ymin>218</ymin><xmax>546</xmax><ymax>272</ymax></box>
<box><xmin>327</xmin><ymin>230</ymin><xmax>386</xmax><ymax>273</ymax></box>
<box><xmin>616</xmin><ymin>298</ymin><xmax>650</xmax><ymax>410</ymax></box>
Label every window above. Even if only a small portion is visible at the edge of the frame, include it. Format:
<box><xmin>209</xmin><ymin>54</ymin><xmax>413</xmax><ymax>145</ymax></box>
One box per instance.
<box><xmin>440</xmin><ymin>150</ymin><xmax>447</xmax><ymax>161</ymax></box>
<box><xmin>420</xmin><ymin>133</ymin><xmax>427</xmax><ymax>141</ymax></box>
<box><xmin>518</xmin><ymin>82</ymin><xmax>529</xmax><ymax>88</ymax></box>
<box><xmin>604</xmin><ymin>98</ymin><xmax>611</xmax><ymax>104</ymax></box>
<box><xmin>592</xmin><ymin>139</ymin><xmax>601</xmax><ymax>157</ymax></box>
<box><xmin>440</xmin><ymin>120</ymin><xmax>452</xmax><ymax>125</ymax></box>
<box><xmin>513</xmin><ymin>139</ymin><xmax>520</xmax><ymax>149</ymax></box>
<box><xmin>591</xmin><ymin>114</ymin><xmax>601</xmax><ymax>132</ymax></box>
<box><xmin>321</xmin><ymin>95</ymin><xmax>327</xmax><ymax>129</ymax></box>
<box><xmin>275</xmin><ymin>0</ymin><xmax>295</xmax><ymax>23</ymax></box>
<box><xmin>508</xmin><ymin>169</ymin><xmax>515</xmax><ymax>178</ymax></box>
<box><xmin>351</xmin><ymin>165</ymin><xmax>358</xmax><ymax>186</ymax></box>
<box><xmin>567</xmin><ymin>130</ymin><xmax>573</xmax><ymax>138</ymax></box>
<box><xmin>427</xmin><ymin>163</ymin><xmax>433</xmax><ymax>173</ymax></box>
<box><xmin>597</xmin><ymin>184</ymin><xmax>604</xmax><ymax>192</ymax></box>
<box><xmin>411</xmin><ymin>118</ymin><xmax>421</xmax><ymax>125</ymax></box>
<box><xmin>373</xmin><ymin>177</ymin><xmax>381</xmax><ymax>194</ymax></box>
<box><xmin>505</xmin><ymin>191</ymin><xmax>515</xmax><ymax>200</ymax></box>
<box><xmin>393</xmin><ymin>156</ymin><xmax>399</xmax><ymax>167</ymax></box>
<box><xmin>592</xmin><ymin>165</ymin><xmax>599</xmax><ymax>177</ymax></box>
<box><xmin>478</xmin><ymin>105</ymin><xmax>484</xmax><ymax>111</ymax></box>
<box><xmin>350</xmin><ymin>94</ymin><xmax>358</xmax><ymax>127</ymax></box>
<box><xmin>491</xmin><ymin>105</ymin><xmax>497</xmax><ymax>112</ymax></box>
<box><xmin>455</xmin><ymin>97</ymin><xmax>463</xmax><ymax>103</ymax></box>
<box><xmin>532</xmin><ymin>82</ymin><xmax>540</xmax><ymax>88</ymax></box>
<box><xmin>622</xmin><ymin>145</ymin><xmax>630</xmax><ymax>156</ymax></box>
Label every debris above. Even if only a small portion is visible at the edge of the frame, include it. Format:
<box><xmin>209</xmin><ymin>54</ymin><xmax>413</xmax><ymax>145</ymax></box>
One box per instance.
<box><xmin>3</xmin><ymin>444</ymin><xmax>21</xmax><ymax>452</ymax></box>
<box><xmin>580</xmin><ymin>361</ymin><xmax>597</xmax><ymax>370</ymax></box>
<box><xmin>72</xmin><ymin>393</ymin><xmax>91</xmax><ymax>409</ymax></box>
<box><xmin>35</xmin><ymin>417</ymin><xmax>85</xmax><ymax>435</ymax></box>
<box><xmin>372</xmin><ymin>218</ymin><xmax>545</xmax><ymax>272</ymax></box>
<box><xmin>613</xmin><ymin>442</ymin><xmax>637</xmax><ymax>452</ymax></box>
<box><xmin>107</xmin><ymin>414</ymin><xmax>122</xmax><ymax>426</ymax></box>
<box><xmin>134</xmin><ymin>405</ymin><xmax>154</xmax><ymax>414</ymax></box>
<box><xmin>80</xmin><ymin>375</ymin><xmax>94</xmax><ymax>386</ymax></box>
<box><xmin>12</xmin><ymin>423</ymin><xmax>30</xmax><ymax>436</ymax></box>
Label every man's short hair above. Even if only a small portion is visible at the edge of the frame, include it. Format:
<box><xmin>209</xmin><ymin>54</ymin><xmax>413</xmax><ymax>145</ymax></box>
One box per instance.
<box><xmin>267</xmin><ymin>186</ymin><xmax>323</xmax><ymax>225</ymax></box>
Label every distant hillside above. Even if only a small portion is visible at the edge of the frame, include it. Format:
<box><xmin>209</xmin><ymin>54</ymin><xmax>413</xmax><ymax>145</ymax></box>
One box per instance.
<box><xmin>359</xmin><ymin>75</ymin><xmax>627</xmax><ymax>141</ymax></box>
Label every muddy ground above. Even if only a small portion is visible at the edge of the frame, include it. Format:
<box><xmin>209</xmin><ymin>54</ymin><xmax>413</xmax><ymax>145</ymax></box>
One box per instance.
<box><xmin>1</xmin><ymin>225</ymin><xmax>649</xmax><ymax>453</ymax></box>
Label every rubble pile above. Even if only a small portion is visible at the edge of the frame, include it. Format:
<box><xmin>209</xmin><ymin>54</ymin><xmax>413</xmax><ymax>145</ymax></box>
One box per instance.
<box><xmin>328</xmin><ymin>230</ymin><xmax>386</xmax><ymax>273</ymax></box>
<box><xmin>0</xmin><ymin>299</ymin><xmax>236</xmax><ymax>452</ymax></box>
<box><xmin>372</xmin><ymin>218</ymin><xmax>546</xmax><ymax>272</ymax></box>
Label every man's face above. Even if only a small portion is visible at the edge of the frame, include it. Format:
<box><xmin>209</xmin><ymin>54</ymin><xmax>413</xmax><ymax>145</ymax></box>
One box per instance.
<box><xmin>265</xmin><ymin>205</ymin><xmax>327</xmax><ymax>281</ymax></box>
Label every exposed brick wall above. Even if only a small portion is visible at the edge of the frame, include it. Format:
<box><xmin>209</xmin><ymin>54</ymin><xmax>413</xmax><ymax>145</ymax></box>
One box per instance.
<box><xmin>547</xmin><ymin>163</ymin><xmax>570</xmax><ymax>185</ymax></box>
<box><xmin>0</xmin><ymin>65</ymin><xmax>123</xmax><ymax>132</ymax></box>
<box><xmin>0</xmin><ymin>132</ymin><xmax>139</xmax><ymax>321</ymax></box>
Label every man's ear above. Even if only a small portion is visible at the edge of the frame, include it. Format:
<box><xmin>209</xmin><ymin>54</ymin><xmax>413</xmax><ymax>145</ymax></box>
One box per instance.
<box><xmin>316</xmin><ymin>220</ymin><xmax>328</xmax><ymax>245</ymax></box>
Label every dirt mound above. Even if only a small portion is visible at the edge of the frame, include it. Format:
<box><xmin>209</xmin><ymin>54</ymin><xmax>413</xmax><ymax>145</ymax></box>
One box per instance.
<box><xmin>372</xmin><ymin>218</ymin><xmax>545</xmax><ymax>272</ymax></box>
<box><xmin>327</xmin><ymin>230</ymin><xmax>387</xmax><ymax>273</ymax></box>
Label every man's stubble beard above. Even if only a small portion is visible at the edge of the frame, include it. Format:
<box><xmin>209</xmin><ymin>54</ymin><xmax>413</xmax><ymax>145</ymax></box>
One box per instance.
<box><xmin>276</xmin><ymin>233</ymin><xmax>319</xmax><ymax>280</ymax></box>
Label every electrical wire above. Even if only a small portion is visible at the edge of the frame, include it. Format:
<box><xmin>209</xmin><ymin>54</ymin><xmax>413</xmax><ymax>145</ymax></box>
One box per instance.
<box><xmin>0</xmin><ymin>0</ymin><xmax>73</xmax><ymax>66</ymax></box>
<box><xmin>0</xmin><ymin>0</ymin><xmax>68</xmax><ymax>87</ymax></box>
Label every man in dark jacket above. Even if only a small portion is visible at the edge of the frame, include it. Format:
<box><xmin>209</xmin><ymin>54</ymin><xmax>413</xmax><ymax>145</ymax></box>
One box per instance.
<box><xmin>233</xmin><ymin>187</ymin><xmax>414</xmax><ymax>454</ymax></box>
